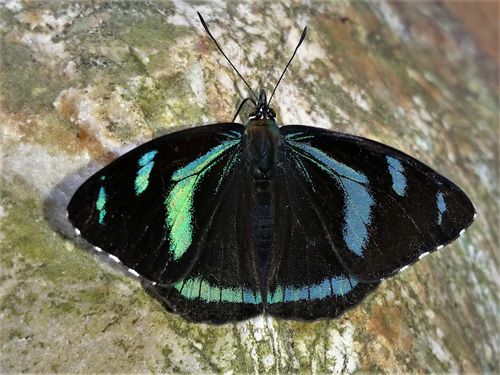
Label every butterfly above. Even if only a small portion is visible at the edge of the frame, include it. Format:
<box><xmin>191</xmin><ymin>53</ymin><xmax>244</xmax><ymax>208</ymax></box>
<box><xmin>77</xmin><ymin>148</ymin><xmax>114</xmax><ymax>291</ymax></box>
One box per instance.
<box><xmin>67</xmin><ymin>13</ymin><xmax>475</xmax><ymax>324</ymax></box>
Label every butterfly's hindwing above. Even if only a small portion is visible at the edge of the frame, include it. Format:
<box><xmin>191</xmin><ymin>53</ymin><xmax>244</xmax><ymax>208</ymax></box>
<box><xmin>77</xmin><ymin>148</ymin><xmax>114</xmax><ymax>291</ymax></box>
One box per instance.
<box><xmin>280</xmin><ymin>125</ymin><xmax>475</xmax><ymax>282</ymax></box>
<box><xmin>68</xmin><ymin>123</ymin><xmax>247</xmax><ymax>285</ymax></box>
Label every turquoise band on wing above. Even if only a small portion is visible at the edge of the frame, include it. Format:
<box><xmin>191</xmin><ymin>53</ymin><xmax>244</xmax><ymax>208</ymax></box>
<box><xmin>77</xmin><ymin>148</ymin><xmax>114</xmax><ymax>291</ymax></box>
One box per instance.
<box><xmin>174</xmin><ymin>276</ymin><xmax>262</xmax><ymax>304</ymax></box>
<box><xmin>267</xmin><ymin>275</ymin><xmax>359</xmax><ymax>303</ymax></box>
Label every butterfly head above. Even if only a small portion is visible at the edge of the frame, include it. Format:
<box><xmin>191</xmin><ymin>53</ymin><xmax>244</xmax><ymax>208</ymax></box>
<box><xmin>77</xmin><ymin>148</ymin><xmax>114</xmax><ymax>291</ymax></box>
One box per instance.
<box><xmin>248</xmin><ymin>89</ymin><xmax>276</xmax><ymax>122</ymax></box>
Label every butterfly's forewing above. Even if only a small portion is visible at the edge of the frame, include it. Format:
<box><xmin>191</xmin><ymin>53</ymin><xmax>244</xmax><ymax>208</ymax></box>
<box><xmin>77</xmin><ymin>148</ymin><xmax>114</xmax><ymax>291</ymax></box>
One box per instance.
<box><xmin>265</xmin><ymin>160</ymin><xmax>380</xmax><ymax>320</ymax></box>
<box><xmin>68</xmin><ymin>123</ymin><xmax>251</xmax><ymax>287</ymax></box>
<box><xmin>279</xmin><ymin>125</ymin><xmax>475</xmax><ymax>282</ymax></box>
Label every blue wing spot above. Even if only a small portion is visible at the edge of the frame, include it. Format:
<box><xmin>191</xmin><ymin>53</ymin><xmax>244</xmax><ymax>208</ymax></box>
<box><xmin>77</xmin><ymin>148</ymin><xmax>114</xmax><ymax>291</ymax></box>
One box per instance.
<box><xmin>138</xmin><ymin>150</ymin><xmax>158</xmax><ymax>166</ymax></box>
<box><xmin>436</xmin><ymin>191</ymin><xmax>446</xmax><ymax>225</ymax></box>
<box><xmin>221</xmin><ymin>288</ymin><xmax>238</xmax><ymax>303</ymax></box>
<box><xmin>386</xmin><ymin>156</ymin><xmax>406</xmax><ymax>196</ymax></box>
<box><xmin>135</xmin><ymin>150</ymin><xmax>158</xmax><ymax>195</ymax></box>
<box><xmin>244</xmin><ymin>288</ymin><xmax>261</xmax><ymax>304</ymax></box>
<box><xmin>298</xmin><ymin>286</ymin><xmax>309</xmax><ymax>300</ymax></box>
<box><xmin>199</xmin><ymin>280</ymin><xmax>211</xmax><ymax>302</ymax></box>
<box><xmin>210</xmin><ymin>285</ymin><xmax>221</xmax><ymax>303</ymax></box>
<box><xmin>183</xmin><ymin>278</ymin><xmax>200</xmax><ymax>299</ymax></box>
<box><xmin>341</xmin><ymin>178</ymin><xmax>373</xmax><ymax>257</ymax></box>
<box><xmin>233</xmin><ymin>289</ymin><xmax>244</xmax><ymax>303</ymax></box>
<box><xmin>289</xmin><ymin>141</ymin><xmax>369</xmax><ymax>183</ymax></box>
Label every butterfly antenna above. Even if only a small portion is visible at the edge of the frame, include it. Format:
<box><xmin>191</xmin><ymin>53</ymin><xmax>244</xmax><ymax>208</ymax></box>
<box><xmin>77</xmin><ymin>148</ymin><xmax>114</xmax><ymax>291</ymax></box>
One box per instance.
<box><xmin>268</xmin><ymin>26</ymin><xmax>307</xmax><ymax>106</ymax></box>
<box><xmin>232</xmin><ymin>97</ymin><xmax>257</xmax><ymax>122</ymax></box>
<box><xmin>198</xmin><ymin>12</ymin><xmax>258</xmax><ymax>100</ymax></box>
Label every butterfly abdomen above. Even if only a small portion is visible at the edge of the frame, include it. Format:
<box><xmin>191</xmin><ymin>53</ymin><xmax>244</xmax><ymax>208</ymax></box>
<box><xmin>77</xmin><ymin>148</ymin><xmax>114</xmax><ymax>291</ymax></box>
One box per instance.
<box><xmin>251</xmin><ymin>179</ymin><xmax>276</xmax><ymax>259</ymax></box>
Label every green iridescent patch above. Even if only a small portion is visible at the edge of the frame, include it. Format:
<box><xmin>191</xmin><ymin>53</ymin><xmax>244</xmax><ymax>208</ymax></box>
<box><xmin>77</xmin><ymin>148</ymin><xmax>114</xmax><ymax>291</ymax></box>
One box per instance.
<box><xmin>96</xmin><ymin>177</ymin><xmax>107</xmax><ymax>224</ymax></box>
<box><xmin>165</xmin><ymin>140</ymin><xmax>239</xmax><ymax>260</ymax></box>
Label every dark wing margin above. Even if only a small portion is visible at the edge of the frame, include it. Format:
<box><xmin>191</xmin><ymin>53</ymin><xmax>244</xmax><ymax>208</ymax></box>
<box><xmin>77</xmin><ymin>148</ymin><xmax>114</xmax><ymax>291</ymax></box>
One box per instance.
<box><xmin>279</xmin><ymin>125</ymin><xmax>475</xmax><ymax>282</ymax></box>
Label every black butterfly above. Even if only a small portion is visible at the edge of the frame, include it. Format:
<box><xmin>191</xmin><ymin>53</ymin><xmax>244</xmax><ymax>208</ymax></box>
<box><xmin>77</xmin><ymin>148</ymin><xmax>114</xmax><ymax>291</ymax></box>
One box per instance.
<box><xmin>67</xmin><ymin>14</ymin><xmax>475</xmax><ymax>324</ymax></box>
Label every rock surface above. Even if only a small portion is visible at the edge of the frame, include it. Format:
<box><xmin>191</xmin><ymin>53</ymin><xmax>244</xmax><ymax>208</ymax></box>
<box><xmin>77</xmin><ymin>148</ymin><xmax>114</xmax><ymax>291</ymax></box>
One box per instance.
<box><xmin>1</xmin><ymin>0</ymin><xmax>498</xmax><ymax>373</ymax></box>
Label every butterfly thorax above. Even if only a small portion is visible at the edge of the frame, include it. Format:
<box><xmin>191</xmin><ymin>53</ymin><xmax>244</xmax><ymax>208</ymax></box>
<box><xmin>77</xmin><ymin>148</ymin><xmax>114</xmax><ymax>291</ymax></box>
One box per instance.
<box><xmin>245</xmin><ymin>90</ymin><xmax>280</xmax><ymax>180</ymax></box>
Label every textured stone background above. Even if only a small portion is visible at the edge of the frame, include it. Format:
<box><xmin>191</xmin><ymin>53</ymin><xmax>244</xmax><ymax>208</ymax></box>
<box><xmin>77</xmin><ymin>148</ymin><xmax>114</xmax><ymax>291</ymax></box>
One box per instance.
<box><xmin>0</xmin><ymin>0</ymin><xmax>498</xmax><ymax>373</ymax></box>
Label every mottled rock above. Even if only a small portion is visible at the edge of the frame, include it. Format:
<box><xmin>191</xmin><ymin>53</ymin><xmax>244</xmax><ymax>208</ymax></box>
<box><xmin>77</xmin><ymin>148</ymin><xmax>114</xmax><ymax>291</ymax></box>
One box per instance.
<box><xmin>0</xmin><ymin>0</ymin><xmax>497</xmax><ymax>373</ymax></box>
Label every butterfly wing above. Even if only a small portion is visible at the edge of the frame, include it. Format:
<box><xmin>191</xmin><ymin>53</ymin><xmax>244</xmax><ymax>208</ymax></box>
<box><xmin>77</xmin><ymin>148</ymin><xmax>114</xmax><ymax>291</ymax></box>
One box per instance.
<box><xmin>68</xmin><ymin>123</ymin><xmax>253</xmax><ymax>288</ymax></box>
<box><xmin>266</xmin><ymin>160</ymin><xmax>380</xmax><ymax>320</ymax></box>
<box><xmin>278</xmin><ymin>125</ymin><xmax>475</xmax><ymax>282</ymax></box>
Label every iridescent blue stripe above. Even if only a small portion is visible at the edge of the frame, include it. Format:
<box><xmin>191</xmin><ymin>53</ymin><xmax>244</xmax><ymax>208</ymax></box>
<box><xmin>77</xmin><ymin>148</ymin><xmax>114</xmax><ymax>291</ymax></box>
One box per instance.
<box><xmin>267</xmin><ymin>275</ymin><xmax>359</xmax><ymax>303</ymax></box>
<box><xmin>285</xmin><ymin>132</ymin><xmax>315</xmax><ymax>141</ymax></box>
<box><xmin>267</xmin><ymin>285</ymin><xmax>283</xmax><ymax>304</ymax></box>
<box><xmin>288</xmin><ymin>141</ymin><xmax>374</xmax><ymax>257</ymax></box>
<box><xmin>244</xmin><ymin>288</ymin><xmax>258</xmax><ymax>304</ymax></box>
<box><xmin>342</xmin><ymin>178</ymin><xmax>373</xmax><ymax>257</ymax></box>
<box><xmin>309</xmin><ymin>279</ymin><xmax>331</xmax><ymax>300</ymax></box>
<box><xmin>284</xmin><ymin>286</ymin><xmax>301</xmax><ymax>302</ymax></box>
